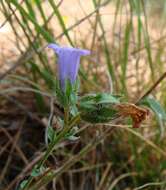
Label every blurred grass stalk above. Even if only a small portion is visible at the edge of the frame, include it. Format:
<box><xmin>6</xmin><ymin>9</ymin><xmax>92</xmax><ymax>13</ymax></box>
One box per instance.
<box><xmin>1</xmin><ymin>0</ymin><xmax>166</xmax><ymax>98</ymax></box>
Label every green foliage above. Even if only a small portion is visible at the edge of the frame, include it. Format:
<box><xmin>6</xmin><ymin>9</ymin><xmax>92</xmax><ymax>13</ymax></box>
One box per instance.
<box><xmin>140</xmin><ymin>97</ymin><xmax>166</xmax><ymax>121</ymax></box>
<box><xmin>79</xmin><ymin>93</ymin><xmax>120</xmax><ymax>123</ymax></box>
<box><xmin>47</xmin><ymin>125</ymin><xmax>57</xmax><ymax>142</ymax></box>
<box><xmin>31</xmin><ymin>166</ymin><xmax>46</xmax><ymax>177</ymax></box>
<box><xmin>1</xmin><ymin>0</ymin><xmax>166</xmax><ymax>190</ymax></box>
<box><xmin>18</xmin><ymin>180</ymin><xmax>29</xmax><ymax>190</ymax></box>
<box><xmin>65</xmin><ymin>126</ymin><xmax>80</xmax><ymax>141</ymax></box>
<box><xmin>55</xmin><ymin>79</ymin><xmax>79</xmax><ymax>116</ymax></box>
<box><xmin>140</xmin><ymin>97</ymin><xmax>166</xmax><ymax>134</ymax></box>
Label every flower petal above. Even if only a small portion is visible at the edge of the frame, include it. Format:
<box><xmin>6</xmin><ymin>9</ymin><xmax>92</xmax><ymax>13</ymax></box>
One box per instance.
<box><xmin>47</xmin><ymin>43</ymin><xmax>61</xmax><ymax>54</ymax></box>
<box><xmin>48</xmin><ymin>43</ymin><xmax>90</xmax><ymax>90</ymax></box>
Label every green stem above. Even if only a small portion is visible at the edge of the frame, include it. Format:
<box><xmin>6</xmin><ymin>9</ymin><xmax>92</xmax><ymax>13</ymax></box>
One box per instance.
<box><xmin>30</xmin><ymin>127</ymin><xmax>113</xmax><ymax>190</ymax></box>
<box><xmin>22</xmin><ymin>110</ymin><xmax>80</xmax><ymax>190</ymax></box>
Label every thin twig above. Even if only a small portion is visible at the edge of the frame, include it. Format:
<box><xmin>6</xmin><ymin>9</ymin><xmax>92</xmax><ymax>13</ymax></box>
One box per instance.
<box><xmin>30</xmin><ymin>127</ymin><xmax>115</xmax><ymax>189</ymax></box>
<box><xmin>0</xmin><ymin>126</ymin><xmax>28</xmax><ymax>164</ymax></box>
<box><xmin>133</xmin><ymin>181</ymin><xmax>166</xmax><ymax>190</ymax></box>
<box><xmin>5</xmin><ymin>152</ymin><xmax>45</xmax><ymax>190</ymax></box>
<box><xmin>0</xmin><ymin>121</ymin><xmax>24</xmax><ymax>183</ymax></box>
<box><xmin>0</xmin><ymin>0</ymin><xmax>63</xmax><ymax>29</ymax></box>
<box><xmin>1</xmin><ymin>94</ymin><xmax>46</xmax><ymax>127</ymax></box>
<box><xmin>0</xmin><ymin>0</ymin><xmax>24</xmax><ymax>29</ymax></box>
<box><xmin>136</xmin><ymin>71</ymin><xmax>166</xmax><ymax>103</ymax></box>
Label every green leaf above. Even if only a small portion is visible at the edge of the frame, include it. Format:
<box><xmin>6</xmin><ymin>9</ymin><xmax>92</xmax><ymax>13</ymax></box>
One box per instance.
<box><xmin>140</xmin><ymin>97</ymin><xmax>166</xmax><ymax>120</ymax></box>
<box><xmin>140</xmin><ymin>97</ymin><xmax>166</xmax><ymax>135</ymax></box>
<box><xmin>65</xmin><ymin>126</ymin><xmax>79</xmax><ymax>141</ymax></box>
<box><xmin>67</xmin><ymin>135</ymin><xmax>80</xmax><ymax>141</ymax></box>
<box><xmin>79</xmin><ymin>93</ymin><xmax>120</xmax><ymax>123</ymax></box>
<box><xmin>80</xmin><ymin>106</ymin><xmax>118</xmax><ymax>123</ymax></box>
<box><xmin>47</xmin><ymin>126</ymin><xmax>56</xmax><ymax>142</ymax></box>
<box><xmin>18</xmin><ymin>180</ymin><xmax>28</xmax><ymax>190</ymax></box>
<box><xmin>79</xmin><ymin>93</ymin><xmax>120</xmax><ymax>111</ymax></box>
<box><xmin>31</xmin><ymin>165</ymin><xmax>45</xmax><ymax>177</ymax></box>
<box><xmin>95</xmin><ymin>93</ymin><xmax>120</xmax><ymax>104</ymax></box>
<box><xmin>80</xmin><ymin>93</ymin><xmax>120</xmax><ymax>104</ymax></box>
<box><xmin>56</xmin><ymin>79</ymin><xmax>78</xmax><ymax>114</ymax></box>
<box><xmin>65</xmin><ymin>79</ymin><xmax>73</xmax><ymax>100</ymax></box>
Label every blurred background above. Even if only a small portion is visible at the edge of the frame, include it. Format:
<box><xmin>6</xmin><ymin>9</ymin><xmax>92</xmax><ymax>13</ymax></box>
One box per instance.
<box><xmin>1</xmin><ymin>0</ymin><xmax>166</xmax><ymax>189</ymax></box>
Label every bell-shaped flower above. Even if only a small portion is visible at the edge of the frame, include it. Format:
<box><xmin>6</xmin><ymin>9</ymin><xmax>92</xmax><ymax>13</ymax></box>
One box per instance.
<box><xmin>48</xmin><ymin>43</ymin><xmax>90</xmax><ymax>89</ymax></box>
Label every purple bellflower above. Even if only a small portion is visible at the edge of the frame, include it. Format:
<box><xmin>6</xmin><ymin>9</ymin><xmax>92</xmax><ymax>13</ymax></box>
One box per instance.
<box><xmin>48</xmin><ymin>43</ymin><xmax>90</xmax><ymax>90</ymax></box>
